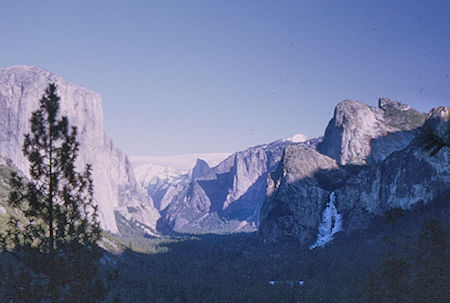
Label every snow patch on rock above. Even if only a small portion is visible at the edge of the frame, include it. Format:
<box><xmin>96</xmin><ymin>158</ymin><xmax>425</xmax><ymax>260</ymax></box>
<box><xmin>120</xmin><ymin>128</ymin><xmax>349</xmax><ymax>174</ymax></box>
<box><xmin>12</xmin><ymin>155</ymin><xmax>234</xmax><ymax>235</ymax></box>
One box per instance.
<box><xmin>284</xmin><ymin>134</ymin><xmax>309</xmax><ymax>143</ymax></box>
<box><xmin>130</xmin><ymin>153</ymin><xmax>231</xmax><ymax>171</ymax></box>
<box><xmin>135</xmin><ymin>164</ymin><xmax>187</xmax><ymax>189</ymax></box>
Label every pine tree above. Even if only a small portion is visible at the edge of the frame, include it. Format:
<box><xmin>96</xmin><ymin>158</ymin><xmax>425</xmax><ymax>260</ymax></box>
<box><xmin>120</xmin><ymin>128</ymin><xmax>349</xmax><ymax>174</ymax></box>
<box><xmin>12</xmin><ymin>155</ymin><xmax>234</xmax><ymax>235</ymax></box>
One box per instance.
<box><xmin>411</xmin><ymin>219</ymin><xmax>449</xmax><ymax>303</ymax></box>
<box><xmin>365</xmin><ymin>219</ymin><xmax>449</xmax><ymax>303</ymax></box>
<box><xmin>0</xmin><ymin>83</ymin><xmax>106</xmax><ymax>302</ymax></box>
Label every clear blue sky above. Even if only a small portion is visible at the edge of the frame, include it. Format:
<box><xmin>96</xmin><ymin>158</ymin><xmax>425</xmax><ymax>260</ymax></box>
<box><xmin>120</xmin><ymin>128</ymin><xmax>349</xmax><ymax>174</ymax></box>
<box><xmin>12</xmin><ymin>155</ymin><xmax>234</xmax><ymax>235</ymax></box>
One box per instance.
<box><xmin>1</xmin><ymin>0</ymin><xmax>450</xmax><ymax>156</ymax></box>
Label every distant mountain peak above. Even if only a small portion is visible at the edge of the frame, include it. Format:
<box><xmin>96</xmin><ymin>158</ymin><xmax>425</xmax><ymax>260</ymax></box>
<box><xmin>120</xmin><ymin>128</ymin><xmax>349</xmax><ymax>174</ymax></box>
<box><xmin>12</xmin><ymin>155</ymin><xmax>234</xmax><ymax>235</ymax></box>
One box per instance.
<box><xmin>130</xmin><ymin>153</ymin><xmax>231</xmax><ymax>171</ymax></box>
<box><xmin>191</xmin><ymin>159</ymin><xmax>212</xmax><ymax>180</ymax></box>
<box><xmin>4</xmin><ymin>64</ymin><xmax>47</xmax><ymax>71</ymax></box>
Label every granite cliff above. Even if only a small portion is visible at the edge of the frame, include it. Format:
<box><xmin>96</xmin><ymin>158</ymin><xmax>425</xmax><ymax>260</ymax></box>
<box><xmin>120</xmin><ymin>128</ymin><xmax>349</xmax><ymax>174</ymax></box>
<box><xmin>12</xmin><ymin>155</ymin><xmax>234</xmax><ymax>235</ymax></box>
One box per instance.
<box><xmin>259</xmin><ymin>100</ymin><xmax>448</xmax><ymax>247</ymax></box>
<box><xmin>156</xmin><ymin>135</ymin><xmax>317</xmax><ymax>233</ymax></box>
<box><xmin>0</xmin><ymin>65</ymin><xmax>160</xmax><ymax>234</ymax></box>
<box><xmin>317</xmin><ymin>98</ymin><xmax>426</xmax><ymax>165</ymax></box>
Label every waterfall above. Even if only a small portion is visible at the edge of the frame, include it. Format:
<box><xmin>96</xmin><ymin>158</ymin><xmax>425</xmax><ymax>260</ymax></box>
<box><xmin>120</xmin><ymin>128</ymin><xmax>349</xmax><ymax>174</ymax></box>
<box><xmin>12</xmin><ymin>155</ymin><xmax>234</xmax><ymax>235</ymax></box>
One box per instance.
<box><xmin>309</xmin><ymin>191</ymin><xmax>342</xmax><ymax>249</ymax></box>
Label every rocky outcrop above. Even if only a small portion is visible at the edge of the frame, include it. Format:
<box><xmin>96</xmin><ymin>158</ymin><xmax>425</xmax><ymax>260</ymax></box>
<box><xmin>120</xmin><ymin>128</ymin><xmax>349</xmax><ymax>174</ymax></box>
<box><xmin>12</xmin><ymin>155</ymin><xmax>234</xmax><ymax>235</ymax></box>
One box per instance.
<box><xmin>131</xmin><ymin>153</ymin><xmax>230</xmax><ymax>213</ymax></box>
<box><xmin>336</xmin><ymin>137</ymin><xmax>449</xmax><ymax>235</ymax></box>
<box><xmin>259</xmin><ymin>146</ymin><xmax>342</xmax><ymax>244</ymax></box>
<box><xmin>259</xmin><ymin>102</ymin><xmax>448</xmax><ymax>247</ymax></box>
<box><xmin>159</xmin><ymin>136</ymin><xmax>317</xmax><ymax>233</ymax></box>
<box><xmin>0</xmin><ymin>65</ymin><xmax>160</xmax><ymax>233</ymax></box>
<box><xmin>318</xmin><ymin>99</ymin><xmax>426</xmax><ymax>165</ymax></box>
<box><xmin>421</xmin><ymin>106</ymin><xmax>450</xmax><ymax>146</ymax></box>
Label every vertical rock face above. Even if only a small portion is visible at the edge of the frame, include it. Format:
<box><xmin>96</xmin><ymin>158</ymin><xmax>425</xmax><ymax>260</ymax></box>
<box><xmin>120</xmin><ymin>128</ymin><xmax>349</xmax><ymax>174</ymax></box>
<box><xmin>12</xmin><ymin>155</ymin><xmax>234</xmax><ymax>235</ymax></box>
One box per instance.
<box><xmin>259</xmin><ymin>101</ymin><xmax>448</xmax><ymax>247</ymax></box>
<box><xmin>258</xmin><ymin>145</ymin><xmax>342</xmax><ymax>244</ymax></box>
<box><xmin>0</xmin><ymin>65</ymin><xmax>160</xmax><ymax>233</ymax></box>
<box><xmin>336</xmin><ymin>139</ymin><xmax>449</xmax><ymax>236</ymax></box>
<box><xmin>318</xmin><ymin>99</ymin><xmax>426</xmax><ymax>165</ymax></box>
<box><xmin>159</xmin><ymin>137</ymin><xmax>316</xmax><ymax>233</ymax></box>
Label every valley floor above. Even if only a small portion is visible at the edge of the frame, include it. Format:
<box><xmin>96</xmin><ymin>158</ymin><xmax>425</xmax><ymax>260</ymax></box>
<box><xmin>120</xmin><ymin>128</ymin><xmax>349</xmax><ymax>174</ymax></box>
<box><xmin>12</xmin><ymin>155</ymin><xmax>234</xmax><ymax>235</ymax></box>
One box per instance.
<box><xmin>1</xmin><ymin>191</ymin><xmax>447</xmax><ymax>302</ymax></box>
<box><xmin>106</xmin><ymin>196</ymin><xmax>449</xmax><ymax>303</ymax></box>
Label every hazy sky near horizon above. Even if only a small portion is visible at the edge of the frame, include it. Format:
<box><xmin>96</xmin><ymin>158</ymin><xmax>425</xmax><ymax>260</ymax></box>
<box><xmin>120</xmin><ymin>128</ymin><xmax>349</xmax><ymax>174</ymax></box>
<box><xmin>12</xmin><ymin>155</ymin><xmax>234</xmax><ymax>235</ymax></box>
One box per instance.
<box><xmin>1</xmin><ymin>0</ymin><xmax>450</xmax><ymax>156</ymax></box>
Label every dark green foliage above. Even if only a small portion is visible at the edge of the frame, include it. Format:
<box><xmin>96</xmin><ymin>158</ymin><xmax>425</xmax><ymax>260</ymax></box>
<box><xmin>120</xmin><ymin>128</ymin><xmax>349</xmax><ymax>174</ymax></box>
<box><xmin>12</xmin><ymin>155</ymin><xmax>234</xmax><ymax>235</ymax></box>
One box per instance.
<box><xmin>412</xmin><ymin>219</ymin><xmax>449</xmax><ymax>303</ymax></box>
<box><xmin>0</xmin><ymin>263</ymin><xmax>47</xmax><ymax>302</ymax></box>
<box><xmin>106</xmin><ymin>194</ymin><xmax>448</xmax><ymax>302</ymax></box>
<box><xmin>366</xmin><ymin>218</ymin><xmax>449</xmax><ymax>303</ymax></box>
<box><xmin>0</xmin><ymin>84</ymin><xmax>105</xmax><ymax>302</ymax></box>
<box><xmin>0</xmin><ymin>162</ymin><xmax>13</xmax><ymax>200</ymax></box>
<box><xmin>366</xmin><ymin>256</ymin><xmax>412</xmax><ymax>302</ymax></box>
<box><xmin>383</xmin><ymin>106</ymin><xmax>426</xmax><ymax>131</ymax></box>
<box><xmin>384</xmin><ymin>207</ymin><xmax>405</xmax><ymax>226</ymax></box>
<box><xmin>108</xmin><ymin>231</ymin><xmax>378</xmax><ymax>303</ymax></box>
<box><xmin>0</xmin><ymin>163</ymin><xmax>16</xmax><ymax>229</ymax></box>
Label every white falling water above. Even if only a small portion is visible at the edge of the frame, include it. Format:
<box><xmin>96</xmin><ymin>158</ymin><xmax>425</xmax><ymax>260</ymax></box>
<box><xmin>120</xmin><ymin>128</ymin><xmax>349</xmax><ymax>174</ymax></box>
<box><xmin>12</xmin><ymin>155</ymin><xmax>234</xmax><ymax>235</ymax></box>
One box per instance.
<box><xmin>309</xmin><ymin>191</ymin><xmax>342</xmax><ymax>249</ymax></box>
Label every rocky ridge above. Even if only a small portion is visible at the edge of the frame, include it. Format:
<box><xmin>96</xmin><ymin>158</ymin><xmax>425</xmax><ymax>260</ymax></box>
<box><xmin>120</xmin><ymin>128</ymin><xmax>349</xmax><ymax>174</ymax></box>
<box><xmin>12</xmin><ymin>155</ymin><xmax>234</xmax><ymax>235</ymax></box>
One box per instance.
<box><xmin>318</xmin><ymin>98</ymin><xmax>426</xmax><ymax>165</ymax></box>
<box><xmin>259</xmin><ymin>100</ymin><xmax>448</xmax><ymax>247</ymax></box>
<box><xmin>157</xmin><ymin>135</ymin><xmax>318</xmax><ymax>233</ymax></box>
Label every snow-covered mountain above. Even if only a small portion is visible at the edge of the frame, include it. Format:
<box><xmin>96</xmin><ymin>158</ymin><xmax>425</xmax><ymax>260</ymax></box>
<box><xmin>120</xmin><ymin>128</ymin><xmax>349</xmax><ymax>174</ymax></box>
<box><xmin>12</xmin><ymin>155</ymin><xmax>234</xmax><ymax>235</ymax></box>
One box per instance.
<box><xmin>131</xmin><ymin>153</ymin><xmax>231</xmax><ymax>171</ymax></box>
<box><xmin>0</xmin><ymin>65</ymin><xmax>160</xmax><ymax>234</ymax></box>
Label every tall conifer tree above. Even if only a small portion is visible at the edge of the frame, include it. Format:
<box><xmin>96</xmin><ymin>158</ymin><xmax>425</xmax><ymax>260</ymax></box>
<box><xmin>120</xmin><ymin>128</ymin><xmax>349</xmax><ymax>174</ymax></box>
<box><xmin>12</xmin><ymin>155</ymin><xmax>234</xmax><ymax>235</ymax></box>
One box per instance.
<box><xmin>1</xmin><ymin>83</ymin><xmax>105</xmax><ymax>302</ymax></box>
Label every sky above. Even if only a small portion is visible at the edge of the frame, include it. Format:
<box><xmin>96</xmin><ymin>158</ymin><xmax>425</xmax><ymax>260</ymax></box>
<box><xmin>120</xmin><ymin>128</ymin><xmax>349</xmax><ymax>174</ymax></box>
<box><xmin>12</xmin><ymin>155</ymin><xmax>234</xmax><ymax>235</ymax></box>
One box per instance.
<box><xmin>1</xmin><ymin>0</ymin><xmax>450</xmax><ymax>156</ymax></box>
